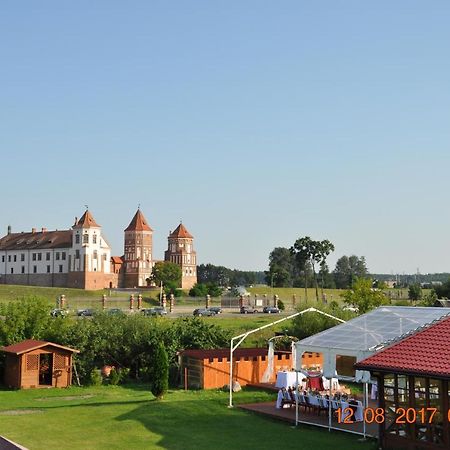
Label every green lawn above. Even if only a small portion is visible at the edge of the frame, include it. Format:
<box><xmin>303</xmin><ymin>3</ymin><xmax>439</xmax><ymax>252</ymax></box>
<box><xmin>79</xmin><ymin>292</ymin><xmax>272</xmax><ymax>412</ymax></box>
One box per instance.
<box><xmin>0</xmin><ymin>385</ymin><xmax>376</xmax><ymax>450</ymax></box>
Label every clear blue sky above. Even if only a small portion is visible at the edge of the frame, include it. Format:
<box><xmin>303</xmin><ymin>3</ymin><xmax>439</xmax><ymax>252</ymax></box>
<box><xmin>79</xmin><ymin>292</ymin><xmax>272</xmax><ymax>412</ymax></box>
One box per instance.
<box><xmin>1</xmin><ymin>1</ymin><xmax>449</xmax><ymax>274</ymax></box>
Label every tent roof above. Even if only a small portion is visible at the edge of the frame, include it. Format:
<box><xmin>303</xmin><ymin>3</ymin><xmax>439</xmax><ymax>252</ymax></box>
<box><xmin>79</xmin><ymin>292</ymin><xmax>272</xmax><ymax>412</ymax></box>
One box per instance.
<box><xmin>355</xmin><ymin>315</ymin><xmax>450</xmax><ymax>378</ymax></box>
<box><xmin>296</xmin><ymin>306</ymin><xmax>450</xmax><ymax>354</ymax></box>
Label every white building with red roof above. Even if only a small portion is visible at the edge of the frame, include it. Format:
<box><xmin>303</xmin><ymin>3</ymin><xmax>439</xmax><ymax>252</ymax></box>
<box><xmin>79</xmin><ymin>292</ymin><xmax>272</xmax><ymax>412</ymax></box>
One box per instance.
<box><xmin>0</xmin><ymin>210</ymin><xmax>116</xmax><ymax>290</ymax></box>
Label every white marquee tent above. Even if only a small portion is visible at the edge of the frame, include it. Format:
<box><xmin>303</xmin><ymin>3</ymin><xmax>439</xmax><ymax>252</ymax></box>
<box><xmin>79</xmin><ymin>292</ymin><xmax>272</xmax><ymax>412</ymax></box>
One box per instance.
<box><xmin>295</xmin><ymin>306</ymin><xmax>450</xmax><ymax>381</ymax></box>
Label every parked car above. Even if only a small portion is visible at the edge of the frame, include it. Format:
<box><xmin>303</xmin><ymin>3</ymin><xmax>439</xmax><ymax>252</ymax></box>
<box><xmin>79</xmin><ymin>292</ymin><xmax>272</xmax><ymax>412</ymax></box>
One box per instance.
<box><xmin>193</xmin><ymin>308</ymin><xmax>216</xmax><ymax>317</ymax></box>
<box><xmin>50</xmin><ymin>308</ymin><xmax>68</xmax><ymax>318</ymax></box>
<box><xmin>141</xmin><ymin>307</ymin><xmax>167</xmax><ymax>316</ymax></box>
<box><xmin>77</xmin><ymin>308</ymin><xmax>95</xmax><ymax>317</ymax></box>
<box><xmin>107</xmin><ymin>308</ymin><xmax>124</xmax><ymax>316</ymax></box>
<box><xmin>207</xmin><ymin>307</ymin><xmax>222</xmax><ymax>315</ymax></box>
<box><xmin>263</xmin><ymin>306</ymin><xmax>280</xmax><ymax>314</ymax></box>
<box><xmin>240</xmin><ymin>306</ymin><xmax>259</xmax><ymax>314</ymax></box>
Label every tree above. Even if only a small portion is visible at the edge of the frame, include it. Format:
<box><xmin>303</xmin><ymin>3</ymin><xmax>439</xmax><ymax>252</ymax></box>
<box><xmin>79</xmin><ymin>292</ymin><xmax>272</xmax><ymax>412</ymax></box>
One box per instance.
<box><xmin>189</xmin><ymin>283</ymin><xmax>223</xmax><ymax>297</ymax></box>
<box><xmin>290</xmin><ymin>237</ymin><xmax>335</xmax><ymax>302</ymax></box>
<box><xmin>150</xmin><ymin>341</ymin><xmax>169</xmax><ymax>400</ymax></box>
<box><xmin>151</xmin><ymin>262</ymin><xmax>182</xmax><ymax>292</ymax></box>
<box><xmin>0</xmin><ymin>297</ymin><xmax>52</xmax><ymax>346</ymax></box>
<box><xmin>288</xmin><ymin>304</ymin><xmax>355</xmax><ymax>340</ymax></box>
<box><xmin>265</xmin><ymin>247</ymin><xmax>294</xmax><ymax>287</ymax></box>
<box><xmin>333</xmin><ymin>255</ymin><xmax>368</xmax><ymax>289</ymax></box>
<box><xmin>408</xmin><ymin>284</ymin><xmax>422</xmax><ymax>302</ymax></box>
<box><xmin>343</xmin><ymin>278</ymin><xmax>389</xmax><ymax>313</ymax></box>
<box><xmin>435</xmin><ymin>279</ymin><xmax>450</xmax><ymax>299</ymax></box>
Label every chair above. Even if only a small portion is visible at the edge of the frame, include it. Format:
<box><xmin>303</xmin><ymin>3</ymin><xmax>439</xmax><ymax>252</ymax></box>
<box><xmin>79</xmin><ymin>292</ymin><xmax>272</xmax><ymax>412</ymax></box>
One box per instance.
<box><xmin>317</xmin><ymin>397</ymin><xmax>329</xmax><ymax>416</ymax></box>
<box><xmin>305</xmin><ymin>395</ymin><xmax>318</xmax><ymax>414</ymax></box>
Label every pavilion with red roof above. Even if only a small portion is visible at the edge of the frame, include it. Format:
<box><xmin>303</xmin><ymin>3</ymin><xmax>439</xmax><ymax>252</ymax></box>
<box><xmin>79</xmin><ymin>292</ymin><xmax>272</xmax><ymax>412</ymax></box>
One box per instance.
<box><xmin>355</xmin><ymin>315</ymin><xmax>450</xmax><ymax>450</ymax></box>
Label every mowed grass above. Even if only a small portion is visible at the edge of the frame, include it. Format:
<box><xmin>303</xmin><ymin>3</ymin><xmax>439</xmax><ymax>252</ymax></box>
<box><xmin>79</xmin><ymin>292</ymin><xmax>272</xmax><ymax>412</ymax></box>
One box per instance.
<box><xmin>0</xmin><ymin>385</ymin><xmax>377</xmax><ymax>450</ymax></box>
<box><xmin>248</xmin><ymin>287</ymin><xmax>346</xmax><ymax>304</ymax></box>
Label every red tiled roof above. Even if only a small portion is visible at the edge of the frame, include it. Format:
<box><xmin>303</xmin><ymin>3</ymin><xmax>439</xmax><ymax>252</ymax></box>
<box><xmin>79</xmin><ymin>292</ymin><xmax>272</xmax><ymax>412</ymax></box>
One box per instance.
<box><xmin>355</xmin><ymin>315</ymin><xmax>450</xmax><ymax>378</ymax></box>
<box><xmin>169</xmin><ymin>223</ymin><xmax>193</xmax><ymax>239</ymax></box>
<box><xmin>0</xmin><ymin>230</ymin><xmax>72</xmax><ymax>250</ymax></box>
<box><xmin>111</xmin><ymin>256</ymin><xmax>123</xmax><ymax>264</ymax></box>
<box><xmin>73</xmin><ymin>210</ymin><xmax>100</xmax><ymax>228</ymax></box>
<box><xmin>180</xmin><ymin>348</ymin><xmax>290</xmax><ymax>359</ymax></box>
<box><xmin>1</xmin><ymin>339</ymin><xmax>79</xmax><ymax>355</ymax></box>
<box><xmin>124</xmin><ymin>209</ymin><xmax>153</xmax><ymax>232</ymax></box>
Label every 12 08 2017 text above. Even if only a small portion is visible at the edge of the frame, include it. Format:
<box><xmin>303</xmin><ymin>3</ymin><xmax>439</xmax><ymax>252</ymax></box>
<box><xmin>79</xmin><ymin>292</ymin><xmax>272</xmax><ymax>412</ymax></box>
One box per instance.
<box><xmin>337</xmin><ymin>407</ymin><xmax>447</xmax><ymax>424</ymax></box>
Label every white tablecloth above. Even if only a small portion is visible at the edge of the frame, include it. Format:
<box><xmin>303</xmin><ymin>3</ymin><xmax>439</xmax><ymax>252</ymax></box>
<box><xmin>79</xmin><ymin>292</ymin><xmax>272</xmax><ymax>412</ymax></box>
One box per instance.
<box><xmin>275</xmin><ymin>371</ymin><xmax>307</xmax><ymax>389</ymax></box>
<box><xmin>340</xmin><ymin>400</ymin><xmax>364</xmax><ymax>422</ymax></box>
<box><xmin>322</xmin><ymin>377</ymin><xmax>340</xmax><ymax>390</ymax></box>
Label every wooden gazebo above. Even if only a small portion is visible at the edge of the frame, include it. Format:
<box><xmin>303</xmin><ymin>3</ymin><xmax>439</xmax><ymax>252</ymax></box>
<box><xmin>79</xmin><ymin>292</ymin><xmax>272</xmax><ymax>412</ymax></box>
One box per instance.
<box><xmin>1</xmin><ymin>339</ymin><xmax>79</xmax><ymax>389</ymax></box>
<box><xmin>355</xmin><ymin>315</ymin><xmax>450</xmax><ymax>450</ymax></box>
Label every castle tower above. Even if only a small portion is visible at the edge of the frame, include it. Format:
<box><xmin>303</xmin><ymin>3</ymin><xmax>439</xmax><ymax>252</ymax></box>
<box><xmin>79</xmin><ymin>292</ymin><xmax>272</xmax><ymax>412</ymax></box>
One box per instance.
<box><xmin>164</xmin><ymin>222</ymin><xmax>197</xmax><ymax>290</ymax></box>
<box><xmin>68</xmin><ymin>209</ymin><xmax>114</xmax><ymax>289</ymax></box>
<box><xmin>123</xmin><ymin>209</ymin><xmax>153</xmax><ymax>288</ymax></box>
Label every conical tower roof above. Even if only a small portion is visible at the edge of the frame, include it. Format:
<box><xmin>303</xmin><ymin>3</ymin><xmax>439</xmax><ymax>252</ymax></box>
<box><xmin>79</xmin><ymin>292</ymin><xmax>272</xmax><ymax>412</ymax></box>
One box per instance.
<box><xmin>73</xmin><ymin>210</ymin><xmax>100</xmax><ymax>228</ymax></box>
<box><xmin>125</xmin><ymin>209</ymin><xmax>153</xmax><ymax>232</ymax></box>
<box><xmin>169</xmin><ymin>223</ymin><xmax>193</xmax><ymax>239</ymax></box>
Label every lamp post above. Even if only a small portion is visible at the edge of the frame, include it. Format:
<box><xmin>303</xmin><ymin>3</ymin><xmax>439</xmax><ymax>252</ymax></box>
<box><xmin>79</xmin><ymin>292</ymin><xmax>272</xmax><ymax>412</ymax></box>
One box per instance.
<box><xmin>271</xmin><ymin>272</ymin><xmax>277</xmax><ymax>300</ymax></box>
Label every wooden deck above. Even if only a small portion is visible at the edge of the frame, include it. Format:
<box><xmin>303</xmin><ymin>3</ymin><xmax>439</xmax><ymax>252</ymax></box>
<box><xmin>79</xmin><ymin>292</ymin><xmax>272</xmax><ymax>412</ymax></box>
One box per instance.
<box><xmin>238</xmin><ymin>401</ymin><xmax>378</xmax><ymax>438</ymax></box>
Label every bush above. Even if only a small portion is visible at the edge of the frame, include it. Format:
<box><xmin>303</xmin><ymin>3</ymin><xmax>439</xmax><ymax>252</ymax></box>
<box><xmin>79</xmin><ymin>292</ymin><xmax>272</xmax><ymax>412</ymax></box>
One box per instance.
<box><xmin>277</xmin><ymin>299</ymin><xmax>285</xmax><ymax>311</ymax></box>
<box><xmin>89</xmin><ymin>369</ymin><xmax>103</xmax><ymax>386</ymax></box>
<box><xmin>109</xmin><ymin>368</ymin><xmax>121</xmax><ymax>385</ymax></box>
<box><xmin>150</xmin><ymin>341</ymin><xmax>169</xmax><ymax>400</ymax></box>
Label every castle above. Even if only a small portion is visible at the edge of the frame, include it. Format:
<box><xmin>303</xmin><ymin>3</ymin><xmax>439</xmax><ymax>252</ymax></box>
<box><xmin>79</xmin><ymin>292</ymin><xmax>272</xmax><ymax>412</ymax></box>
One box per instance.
<box><xmin>0</xmin><ymin>209</ymin><xmax>197</xmax><ymax>290</ymax></box>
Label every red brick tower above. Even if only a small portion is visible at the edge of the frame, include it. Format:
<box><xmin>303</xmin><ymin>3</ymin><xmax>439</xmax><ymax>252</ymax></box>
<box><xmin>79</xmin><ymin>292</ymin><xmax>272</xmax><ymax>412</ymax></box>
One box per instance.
<box><xmin>123</xmin><ymin>209</ymin><xmax>153</xmax><ymax>288</ymax></box>
<box><xmin>164</xmin><ymin>223</ymin><xmax>197</xmax><ymax>290</ymax></box>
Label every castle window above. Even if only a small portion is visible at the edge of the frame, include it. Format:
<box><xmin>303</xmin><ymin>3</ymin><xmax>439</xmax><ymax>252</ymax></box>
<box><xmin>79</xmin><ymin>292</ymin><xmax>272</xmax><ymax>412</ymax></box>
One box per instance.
<box><xmin>83</xmin><ymin>234</ymin><xmax>89</xmax><ymax>244</ymax></box>
<box><xmin>46</xmin><ymin>252</ymin><xmax>51</xmax><ymax>261</ymax></box>
<box><xmin>33</xmin><ymin>265</ymin><xmax>37</xmax><ymax>273</ymax></box>
<box><xmin>21</xmin><ymin>266</ymin><xmax>25</xmax><ymax>274</ymax></box>
<box><xmin>62</xmin><ymin>252</ymin><xmax>66</xmax><ymax>260</ymax></box>
<box><xmin>37</xmin><ymin>253</ymin><xmax>42</xmax><ymax>261</ymax></box>
<box><xmin>10</xmin><ymin>267</ymin><xmax>13</xmax><ymax>274</ymax></box>
<box><xmin>59</xmin><ymin>265</ymin><xmax>63</xmax><ymax>273</ymax></box>
<box><xmin>103</xmin><ymin>254</ymin><xmax>107</xmax><ymax>261</ymax></box>
<box><xmin>56</xmin><ymin>252</ymin><xmax>60</xmax><ymax>260</ymax></box>
<box><xmin>1</xmin><ymin>256</ymin><xmax>4</xmax><ymax>262</ymax></box>
<box><xmin>93</xmin><ymin>234</ymin><xmax>97</xmax><ymax>244</ymax></box>
<box><xmin>47</xmin><ymin>265</ymin><xmax>51</xmax><ymax>273</ymax></box>
<box><xmin>93</xmin><ymin>250</ymin><xmax>98</xmax><ymax>260</ymax></box>
<box><xmin>13</xmin><ymin>255</ymin><xmax>17</xmax><ymax>262</ymax></box>
<box><xmin>32</xmin><ymin>253</ymin><xmax>36</xmax><ymax>261</ymax></box>
<box><xmin>21</xmin><ymin>253</ymin><xmax>25</xmax><ymax>261</ymax></box>
<box><xmin>8</xmin><ymin>255</ymin><xmax>11</xmax><ymax>262</ymax></box>
<box><xmin>75</xmin><ymin>234</ymin><xmax>80</xmax><ymax>244</ymax></box>
<box><xmin>75</xmin><ymin>250</ymin><xmax>80</xmax><ymax>259</ymax></box>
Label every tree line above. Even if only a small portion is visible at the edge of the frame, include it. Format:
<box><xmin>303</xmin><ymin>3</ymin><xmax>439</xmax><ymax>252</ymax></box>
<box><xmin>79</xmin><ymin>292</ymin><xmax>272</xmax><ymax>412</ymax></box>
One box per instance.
<box><xmin>265</xmin><ymin>237</ymin><xmax>368</xmax><ymax>295</ymax></box>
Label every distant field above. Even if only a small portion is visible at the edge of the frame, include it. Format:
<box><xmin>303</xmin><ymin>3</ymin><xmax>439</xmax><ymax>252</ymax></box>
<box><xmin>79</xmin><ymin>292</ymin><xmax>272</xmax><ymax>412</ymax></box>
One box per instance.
<box><xmin>248</xmin><ymin>286</ymin><xmax>345</xmax><ymax>304</ymax></box>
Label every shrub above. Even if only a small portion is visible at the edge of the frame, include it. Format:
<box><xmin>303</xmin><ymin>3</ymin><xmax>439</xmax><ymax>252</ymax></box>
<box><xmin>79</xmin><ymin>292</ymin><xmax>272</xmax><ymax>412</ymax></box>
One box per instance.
<box><xmin>109</xmin><ymin>368</ymin><xmax>121</xmax><ymax>385</ymax></box>
<box><xmin>150</xmin><ymin>341</ymin><xmax>169</xmax><ymax>400</ymax></box>
<box><xmin>277</xmin><ymin>299</ymin><xmax>285</xmax><ymax>311</ymax></box>
<box><xmin>89</xmin><ymin>369</ymin><xmax>103</xmax><ymax>386</ymax></box>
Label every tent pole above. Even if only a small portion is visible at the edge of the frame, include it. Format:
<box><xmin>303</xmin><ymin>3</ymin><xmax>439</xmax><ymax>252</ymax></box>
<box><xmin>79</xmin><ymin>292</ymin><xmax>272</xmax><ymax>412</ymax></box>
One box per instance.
<box><xmin>228</xmin><ymin>338</ymin><xmax>234</xmax><ymax>407</ymax></box>
<box><xmin>363</xmin><ymin>382</ymin><xmax>367</xmax><ymax>439</ymax></box>
<box><xmin>328</xmin><ymin>377</ymin><xmax>332</xmax><ymax>432</ymax></box>
<box><xmin>295</xmin><ymin>370</ymin><xmax>299</xmax><ymax>426</ymax></box>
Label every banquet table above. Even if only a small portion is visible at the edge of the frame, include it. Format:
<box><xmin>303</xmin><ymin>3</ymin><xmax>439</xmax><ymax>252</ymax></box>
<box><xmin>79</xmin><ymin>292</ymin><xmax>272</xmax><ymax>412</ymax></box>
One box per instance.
<box><xmin>275</xmin><ymin>371</ymin><xmax>307</xmax><ymax>389</ymax></box>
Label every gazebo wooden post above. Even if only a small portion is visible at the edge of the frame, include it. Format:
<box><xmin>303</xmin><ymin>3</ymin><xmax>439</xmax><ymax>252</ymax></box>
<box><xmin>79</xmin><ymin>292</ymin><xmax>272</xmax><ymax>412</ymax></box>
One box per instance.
<box><xmin>102</xmin><ymin>294</ymin><xmax>107</xmax><ymax>310</ymax></box>
<box><xmin>137</xmin><ymin>294</ymin><xmax>142</xmax><ymax>310</ymax></box>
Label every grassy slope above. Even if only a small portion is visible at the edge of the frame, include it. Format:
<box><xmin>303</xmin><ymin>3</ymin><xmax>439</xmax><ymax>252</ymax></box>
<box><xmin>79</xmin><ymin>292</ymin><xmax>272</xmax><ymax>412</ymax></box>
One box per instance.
<box><xmin>0</xmin><ymin>385</ymin><xmax>376</xmax><ymax>450</ymax></box>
